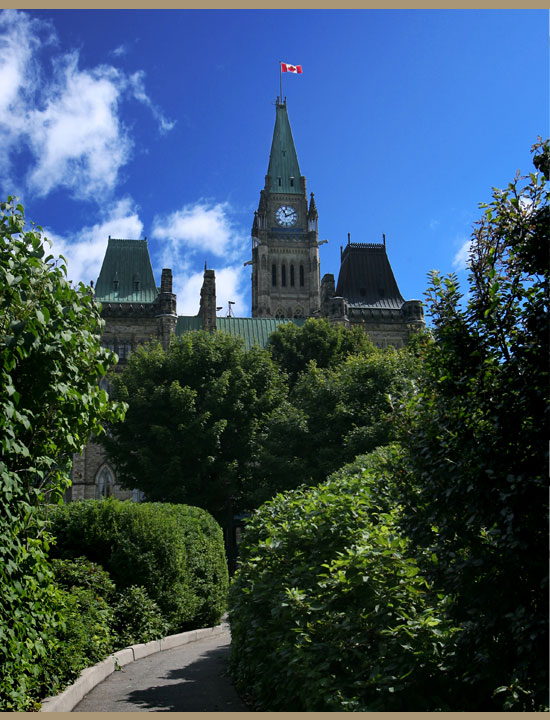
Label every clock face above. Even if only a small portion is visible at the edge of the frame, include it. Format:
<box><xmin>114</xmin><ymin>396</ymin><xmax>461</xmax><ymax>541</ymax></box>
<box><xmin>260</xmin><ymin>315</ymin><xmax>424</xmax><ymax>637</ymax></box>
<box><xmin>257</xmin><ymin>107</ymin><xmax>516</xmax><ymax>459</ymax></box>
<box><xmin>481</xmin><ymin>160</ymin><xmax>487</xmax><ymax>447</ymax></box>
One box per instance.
<box><xmin>275</xmin><ymin>205</ymin><xmax>297</xmax><ymax>227</ymax></box>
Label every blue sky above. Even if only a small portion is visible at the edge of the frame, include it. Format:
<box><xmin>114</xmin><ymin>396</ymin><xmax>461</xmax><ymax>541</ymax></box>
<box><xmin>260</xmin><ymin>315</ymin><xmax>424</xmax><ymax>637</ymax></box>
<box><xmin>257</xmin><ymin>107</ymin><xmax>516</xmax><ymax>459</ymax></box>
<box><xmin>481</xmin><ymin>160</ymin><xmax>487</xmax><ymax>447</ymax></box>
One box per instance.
<box><xmin>1</xmin><ymin>9</ymin><xmax>548</xmax><ymax>317</ymax></box>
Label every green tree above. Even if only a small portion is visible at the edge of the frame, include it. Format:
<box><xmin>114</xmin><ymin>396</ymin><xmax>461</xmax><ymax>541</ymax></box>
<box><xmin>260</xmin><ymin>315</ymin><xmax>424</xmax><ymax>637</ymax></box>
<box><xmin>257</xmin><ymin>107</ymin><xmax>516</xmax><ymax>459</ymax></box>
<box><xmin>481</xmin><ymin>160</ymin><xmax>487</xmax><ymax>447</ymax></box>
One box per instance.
<box><xmin>393</xmin><ymin>140</ymin><xmax>549</xmax><ymax>709</ymax></box>
<box><xmin>266</xmin><ymin>317</ymin><xmax>374</xmax><ymax>385</ymax></box>
<box><xmin>0</xmin><ymin>198</ymin><xmax>124</xmax><ymax>709</ymax></box>
<box><xmin>253</xmin><ymin>347</ymin><xmax>419</xmax><ymax>499</ymax></box>
<box><xmin>102</xmin><ymin>331</ymin><xmax>288</xmax><ymax>517</ymax></box>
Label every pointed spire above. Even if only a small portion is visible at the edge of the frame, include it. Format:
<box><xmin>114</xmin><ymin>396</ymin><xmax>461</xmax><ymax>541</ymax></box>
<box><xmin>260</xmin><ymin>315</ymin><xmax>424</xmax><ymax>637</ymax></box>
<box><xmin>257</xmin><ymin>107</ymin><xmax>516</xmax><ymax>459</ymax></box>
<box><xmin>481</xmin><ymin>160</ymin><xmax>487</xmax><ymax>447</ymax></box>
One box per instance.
<box><xmin>308</xmin><ymin>192</ymin><xmax>318</xmax><ymax>220</ymax></box>
<box><xmin>266</xmin><ymin>101</ymin><xmax>301</xmax><ymax>194</ymax></box>
<box><xmin>258</xmin><ymin>190</ymin><xmax>267</xmax><ymax>214</ymax></box>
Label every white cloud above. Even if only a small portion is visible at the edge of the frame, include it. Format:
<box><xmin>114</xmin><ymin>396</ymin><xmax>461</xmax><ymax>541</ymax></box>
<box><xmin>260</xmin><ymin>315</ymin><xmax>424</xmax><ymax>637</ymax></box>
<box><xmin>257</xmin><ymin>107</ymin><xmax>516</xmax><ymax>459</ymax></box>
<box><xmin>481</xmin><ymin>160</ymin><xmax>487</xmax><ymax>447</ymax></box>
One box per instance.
<box><xmin>152</xmin><ymin>201</ymin><xmax>246</xmax><ymax>259</ymax></box>
<box><xmin>173</xmin><ymin>270</ymin><xmax>205</xmax><ymax>316</ymax></box>
<box><xmin>0</xmin><ymin>11</ymin><xmax>35</xmax><ymax>118</ymax></box>
<box><xmin>0</xmin><ymin>9</ymin><xmax>173</xmax><ymax>201</ymax></box>
<box><xmin>153</xmin><ymin>200</ymin><xmax>250</xmax><ymax>316</ymax></box>
<box><xmin>112</xmin><ymin>44</ymin><xmax>128</xmax><ymax>58</ymax></box>
<box><xmin>214</xmin><ymin>265</ymin><xmax>249</xmax><ymax>317</ymax></box>
<box><xmin>27</xmin><ymin>55</ymin><xmax>131</xmax><ymax>198</ymax></box>
<box><xmin>452</xmin><ymin>237</ymin><xmax>472</xmax><ymax>271</ymax></box>
<box><xmin>0</xmin><ymin>11</ymin><xmax>48</xmax><ymax>187</ymax></box>
<box><xmin>173</xmin><ymin>263</ymin><xmax>249</xmax><ymax>318</ymax></box>
<box><xmin>45</xmin><ymin>197</ymin><xmax>144</xmax><ymax>286</ymax></box>
<box><xmin>130</xmin><ymin>71</ymin><xmax>175</xmax><ymax>135</ymax></box>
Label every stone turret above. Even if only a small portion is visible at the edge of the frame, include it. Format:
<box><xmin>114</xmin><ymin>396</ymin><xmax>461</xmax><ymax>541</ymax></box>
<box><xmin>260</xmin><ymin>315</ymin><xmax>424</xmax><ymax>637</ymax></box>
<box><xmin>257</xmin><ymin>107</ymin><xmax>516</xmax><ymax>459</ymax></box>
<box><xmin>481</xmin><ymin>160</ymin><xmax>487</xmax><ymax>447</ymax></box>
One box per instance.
<box><xmin>199</xmin><ymin>267</ymin><xmax>217</xmax><ymax>333</ymax></box>
<box><xmin>156</xmin><ymin>268</ymin><xmax>177</xmax><ymax>349</ymax></box>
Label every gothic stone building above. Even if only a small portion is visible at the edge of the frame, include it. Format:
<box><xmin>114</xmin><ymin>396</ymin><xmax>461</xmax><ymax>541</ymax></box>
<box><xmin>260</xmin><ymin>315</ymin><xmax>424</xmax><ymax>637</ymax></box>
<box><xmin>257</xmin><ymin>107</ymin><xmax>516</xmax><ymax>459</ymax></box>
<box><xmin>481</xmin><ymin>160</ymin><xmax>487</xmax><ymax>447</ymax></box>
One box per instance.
<box><xmin>69</xmin><ymin>99</ymin><xmax>424</xmax><ymax>501</ymax></box>
<box><xmin>69</xmin><ymin>238</ymin><xmax>177</xmax><ymax>501</ymax></box>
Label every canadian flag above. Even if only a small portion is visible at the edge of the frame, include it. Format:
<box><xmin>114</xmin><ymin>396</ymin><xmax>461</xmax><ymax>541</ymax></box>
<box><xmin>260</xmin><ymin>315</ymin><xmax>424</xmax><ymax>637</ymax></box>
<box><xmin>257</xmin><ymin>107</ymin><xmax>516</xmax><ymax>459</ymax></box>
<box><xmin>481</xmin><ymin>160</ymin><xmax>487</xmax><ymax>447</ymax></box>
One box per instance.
<box><xmin>281</xmin><ymin>63</ymin><xmax>303</xmax><ymax>74</ymax></box>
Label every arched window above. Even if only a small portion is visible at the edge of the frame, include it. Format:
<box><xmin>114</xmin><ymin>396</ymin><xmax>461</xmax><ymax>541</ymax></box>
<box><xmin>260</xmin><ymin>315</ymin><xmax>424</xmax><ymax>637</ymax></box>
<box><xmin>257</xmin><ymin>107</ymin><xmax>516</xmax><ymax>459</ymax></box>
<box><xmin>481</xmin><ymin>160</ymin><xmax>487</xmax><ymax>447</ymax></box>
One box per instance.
<box><xmin>290</xmin><ymin>265</ymin><xmax>295</xmax><ymax>286</ymax></box>
<box><xmin>299</xmin><ymin>265</ymin><xmax>305</xmax><ymax>287</ymax></box>
<box><xmin>281</xmin><ymin>265</ymin><xmax>287</xmax><ymax>287</ymax></box>
<box><xmin>274</xmin><ymin>307</ymin><xmax>285</xmax><ymax>319</ymax></box>
<box><xmin>272</xmin><ymin>264</ymin><xmax>276</xmax><ymax>286</ymax></box>
<box><xmin>97</xmin><ymin>466</ymin><xmax>114</xmax><ymax>499</ymax></box>
<box><xmin>294</xmin><ymin>307</ymin><xmax>304</xmax><ymax>318</ymax></box>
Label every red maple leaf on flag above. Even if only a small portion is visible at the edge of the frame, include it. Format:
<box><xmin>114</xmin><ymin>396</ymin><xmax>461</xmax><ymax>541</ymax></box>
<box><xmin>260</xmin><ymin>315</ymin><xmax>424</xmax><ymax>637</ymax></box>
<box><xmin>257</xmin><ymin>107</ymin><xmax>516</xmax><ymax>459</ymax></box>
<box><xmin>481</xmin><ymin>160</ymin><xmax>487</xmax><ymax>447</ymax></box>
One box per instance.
<box><xmin>281</xmin><ymin>63</ymin><xmax>303</xmax><ymax>74</ymax></box>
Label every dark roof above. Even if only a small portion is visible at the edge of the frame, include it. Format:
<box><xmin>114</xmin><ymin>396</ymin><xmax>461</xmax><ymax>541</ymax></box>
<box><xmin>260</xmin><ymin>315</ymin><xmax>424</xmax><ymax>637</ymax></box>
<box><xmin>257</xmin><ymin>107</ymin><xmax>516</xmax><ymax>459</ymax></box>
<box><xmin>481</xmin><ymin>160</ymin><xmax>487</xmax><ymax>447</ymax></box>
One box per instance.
<box><xmin>95</xmin><ymin>238</ymin><xmax>159</xmax><ymax>304</ymax></box>
<box><xmin>335</xmin><ymin>242</ymin><xmax>405</xmax><ymax>310</ymax></box>
<box><xmin>266</xmin><ymin>101</ymin><xmax>302</xmax><ymax>194</ymax></box>
<box><xmin>175</xmin><ymin>316</ymin><xmax>306</xmax><ymax>349</ymax></box>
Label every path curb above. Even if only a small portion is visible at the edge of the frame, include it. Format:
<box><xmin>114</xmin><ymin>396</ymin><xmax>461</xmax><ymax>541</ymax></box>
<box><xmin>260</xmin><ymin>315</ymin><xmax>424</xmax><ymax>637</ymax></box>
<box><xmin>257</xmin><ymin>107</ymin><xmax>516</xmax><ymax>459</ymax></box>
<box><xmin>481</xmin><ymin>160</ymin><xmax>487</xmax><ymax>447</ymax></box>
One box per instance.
<box><xmin>39</xmin><ymin>621</ymin><xmax>228</xmax><ymax>712</ymax></box>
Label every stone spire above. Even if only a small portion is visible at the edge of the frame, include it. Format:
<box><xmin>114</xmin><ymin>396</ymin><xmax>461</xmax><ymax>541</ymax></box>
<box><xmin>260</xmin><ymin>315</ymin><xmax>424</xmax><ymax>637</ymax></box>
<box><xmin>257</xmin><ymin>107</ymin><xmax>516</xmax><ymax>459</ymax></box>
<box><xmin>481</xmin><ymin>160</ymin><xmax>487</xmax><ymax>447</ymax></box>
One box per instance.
<box><xmin>308</xmin><ymin>192</ymin><xmax>318</xmax><ymax>220</ymax></box>
<box><xmin>199</xmin><ymin>268</ymin><xmax>217</xmax><ymax>333</ymax></box>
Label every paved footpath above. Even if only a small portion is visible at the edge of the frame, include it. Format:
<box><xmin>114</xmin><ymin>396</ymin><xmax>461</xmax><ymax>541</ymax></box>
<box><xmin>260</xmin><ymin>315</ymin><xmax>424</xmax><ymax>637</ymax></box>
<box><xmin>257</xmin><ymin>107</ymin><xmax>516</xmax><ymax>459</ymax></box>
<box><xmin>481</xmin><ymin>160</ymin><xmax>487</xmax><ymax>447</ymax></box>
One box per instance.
<box><xmin>73</xmin><ymin>624</ymin><xmax>250</xmax><ymax>712</ymax></box>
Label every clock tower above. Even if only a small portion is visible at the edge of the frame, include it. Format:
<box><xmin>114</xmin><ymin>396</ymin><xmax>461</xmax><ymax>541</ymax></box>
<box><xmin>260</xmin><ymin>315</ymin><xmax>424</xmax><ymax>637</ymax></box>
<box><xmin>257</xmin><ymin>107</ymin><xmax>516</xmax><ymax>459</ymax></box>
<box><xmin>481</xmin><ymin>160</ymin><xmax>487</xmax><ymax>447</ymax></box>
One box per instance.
<box><xmin>250</xmin><ymin>99</ymin><xmax>321</xmax><ymax>318</ymax></box>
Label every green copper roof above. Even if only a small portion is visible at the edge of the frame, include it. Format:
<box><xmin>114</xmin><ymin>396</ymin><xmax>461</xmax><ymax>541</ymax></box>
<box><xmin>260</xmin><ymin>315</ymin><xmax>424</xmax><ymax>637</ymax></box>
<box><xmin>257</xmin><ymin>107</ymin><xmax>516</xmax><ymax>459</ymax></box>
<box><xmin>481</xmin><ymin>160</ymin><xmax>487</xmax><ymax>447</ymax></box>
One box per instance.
<box><xmin>267</xmin><ymin>101</ymin><xmax>302</xmax><ymax>194</ymax></box>
<box><xmin>217</xmin><ymin>317</ymin><xmax>306</xmax><ymax>349</ymax></box>
<box><xmin>95</xmin><ymin>238</ymin><xmax>159</xmax><ymax>304</ymax></box>
<box><xmin>176</xmin><ymin>316</ymin><xmax>203</xmax><ymax>333</ymax></box>
<box><xmin>175</xmin><ymin>316</ymin><xmax>306</xmax><ymax>349</ymax></box>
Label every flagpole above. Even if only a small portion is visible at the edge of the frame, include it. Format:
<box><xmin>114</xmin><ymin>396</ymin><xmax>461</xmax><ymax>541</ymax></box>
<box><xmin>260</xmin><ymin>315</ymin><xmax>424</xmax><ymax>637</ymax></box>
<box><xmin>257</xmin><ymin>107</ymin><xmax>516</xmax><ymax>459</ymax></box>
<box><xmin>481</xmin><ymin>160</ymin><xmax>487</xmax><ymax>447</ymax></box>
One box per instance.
<box><xmin>279</xmin><ymin>61</ymin><xmax>282</xmax><ymax>103</ymax></box>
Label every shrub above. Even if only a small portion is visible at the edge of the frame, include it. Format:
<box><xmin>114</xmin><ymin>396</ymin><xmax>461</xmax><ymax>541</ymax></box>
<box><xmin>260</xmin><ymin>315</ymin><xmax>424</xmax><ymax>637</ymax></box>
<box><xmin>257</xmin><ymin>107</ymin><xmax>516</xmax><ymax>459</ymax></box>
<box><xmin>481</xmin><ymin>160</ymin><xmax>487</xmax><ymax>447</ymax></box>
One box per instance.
<box><xmin>45</xmin><ymin>586</ymin><xmax>115</xmax><ymax>691</ymax></box>
<box><xmin>112</xmin><ymin>586</ymin><xmax>169</xmax><ymax>648</ymax></box>
<box><xmin>41</xmin><ymin>558</ymin><xmax>170</xmax><ymax>696</ymax></box>
<box><xmin>46</xmin><ymin>499</ymin><xmax>228</xmax><ymax>633</ymax></box>
<box><xmin>51</xmin><ymin>556</ymin><xmax>116</xmax><ymax>598</ymax></box>
<box><xmin>40</xmin><ymin>557</ymin><xmax>116</xmax><ymax>694</ymax></box>
<box><xmin>229</xmin><ymin>447</ymin><xmax>459</xmax><ymax>711</ymax></box>
<box><xmin>0</xmin><ymin>199</ymin><xmax>123</xmax><ymax>711</ymax></box>
<box><xmin>0</xmin><ymin>534</ymin><xmax>63</xmax><ymax>711</ymax></box>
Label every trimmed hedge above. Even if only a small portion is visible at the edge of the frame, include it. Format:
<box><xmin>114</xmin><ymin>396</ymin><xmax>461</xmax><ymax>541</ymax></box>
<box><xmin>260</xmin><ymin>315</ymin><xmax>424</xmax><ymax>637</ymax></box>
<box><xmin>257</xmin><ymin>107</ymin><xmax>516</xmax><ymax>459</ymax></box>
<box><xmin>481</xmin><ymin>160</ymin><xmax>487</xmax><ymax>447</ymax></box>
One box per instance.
<box><xmin>228</xmin><ymin>447</ymin><xmax>459</xmax><ymax>711</ymax></box>
<box><xmin>40</xmin><ymin>557</ymin><xmax>168</xmax><ymax>698</ymax></box>
<box><xmin>111</xmin><ymin>585</ymin><xmax>169</xmax><ymax>648</ymax></box>
<box><xmin>46</xmin><ymin>499</ymin><xmax>228</xmax><ymax>633</ymax></box>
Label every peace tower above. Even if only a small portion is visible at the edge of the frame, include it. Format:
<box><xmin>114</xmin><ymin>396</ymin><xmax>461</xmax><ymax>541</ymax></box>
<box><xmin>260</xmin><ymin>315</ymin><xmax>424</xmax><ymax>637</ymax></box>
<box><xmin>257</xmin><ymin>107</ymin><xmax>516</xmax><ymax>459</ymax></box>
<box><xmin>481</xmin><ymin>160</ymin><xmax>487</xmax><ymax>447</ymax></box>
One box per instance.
<box><xmin>250</xmin><ymin>99</ymin><xmax>322</xmax><ymax>319</ymax></box>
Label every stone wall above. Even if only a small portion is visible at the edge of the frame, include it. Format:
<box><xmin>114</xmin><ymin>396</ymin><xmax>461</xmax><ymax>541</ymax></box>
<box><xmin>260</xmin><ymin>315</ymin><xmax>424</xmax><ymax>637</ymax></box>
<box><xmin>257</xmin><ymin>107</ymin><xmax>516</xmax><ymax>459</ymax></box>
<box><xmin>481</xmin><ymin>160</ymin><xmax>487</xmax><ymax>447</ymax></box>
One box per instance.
<box><xmin>69</xmin><ymin>439</ymin><xmax>134</xmax><ymax>502</ymax></box>
<box><xmin>321</xmin><ymin>295</ymin><xmax>424</xmax><ymax>349</ymax></box>
<box><xmin>69</xmin><ymin>291</ymin><xmax>176</xmax><ymax>503</ymax></box>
